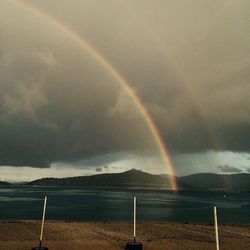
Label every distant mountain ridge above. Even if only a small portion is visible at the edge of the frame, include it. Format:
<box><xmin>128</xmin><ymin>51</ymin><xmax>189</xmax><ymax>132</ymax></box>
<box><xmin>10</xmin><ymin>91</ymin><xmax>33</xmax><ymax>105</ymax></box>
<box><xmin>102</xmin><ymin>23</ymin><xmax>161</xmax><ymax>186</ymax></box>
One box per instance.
<box><xmin>0</xmin><ymin>181</ymin><xmax>10</xmax><ymax>186</ymax></box>
<box><xmin>179</xmin><ymin>173</ymin><xmax>250</xmax><ymax>191</ymax></box>
<box><xmin>8</xmin><ymin>170</ymin><xmax>250</xmax><ymax>191</ymax></box>
<box><xmin>28</xmin><ymin>169</ymin><xmax>191</xmax><ymax>189</ymax></box>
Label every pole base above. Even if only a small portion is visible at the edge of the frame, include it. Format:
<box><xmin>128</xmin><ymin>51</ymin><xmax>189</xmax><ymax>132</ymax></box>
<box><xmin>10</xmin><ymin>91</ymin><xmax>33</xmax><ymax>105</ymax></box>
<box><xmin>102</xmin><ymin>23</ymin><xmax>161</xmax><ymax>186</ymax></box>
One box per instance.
<box><xmin>125</xmin><ymin>242</ymin><xmax>143</xmax><ymax>250</ymax></box>
<box><xmin>32</xmin><ymin>247</ymin><xmax>48</xmax><ymax>250</ymax></box>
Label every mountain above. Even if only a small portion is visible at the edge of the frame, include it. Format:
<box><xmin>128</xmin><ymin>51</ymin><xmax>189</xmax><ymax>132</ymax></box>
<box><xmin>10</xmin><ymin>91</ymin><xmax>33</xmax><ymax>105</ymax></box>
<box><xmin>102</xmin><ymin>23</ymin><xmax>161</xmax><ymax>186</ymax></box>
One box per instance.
<box><xmin>179</xmin><ymin>173</ymin><xmax>250</xmax><ymax>191</ymax></box>
<box><xmin>0</xmin><ymin>181</ymin><xmax>10</xmax><ymax>186</ymax></box>
<box><xmin>28</xmin><ymin>169</ymin><xmax>192</xmax><ymax>189</ymax></box>
<box><xmin>22</xmin><ymin>170</ymin><xmax>250</xmax><ymax>191</ymax></box>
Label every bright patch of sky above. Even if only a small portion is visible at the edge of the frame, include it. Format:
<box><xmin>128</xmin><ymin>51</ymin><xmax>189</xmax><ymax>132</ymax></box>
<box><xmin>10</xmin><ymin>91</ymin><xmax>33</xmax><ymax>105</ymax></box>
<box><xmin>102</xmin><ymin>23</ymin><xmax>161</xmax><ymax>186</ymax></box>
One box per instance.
<box><xmin>173</xmin><ymin>151</ymin><xmax>250</xmax><ymax>176</ymax></box>
<box><xmin>1</xmin><ymin>151</ymin><xmax>250</xmax><ymax>182</ymax></box>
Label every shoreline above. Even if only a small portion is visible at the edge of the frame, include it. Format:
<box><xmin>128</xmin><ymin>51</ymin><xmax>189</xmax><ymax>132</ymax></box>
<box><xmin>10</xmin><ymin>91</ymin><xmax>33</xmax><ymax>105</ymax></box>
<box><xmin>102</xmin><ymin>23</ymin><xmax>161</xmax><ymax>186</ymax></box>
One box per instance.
<box><xmin>1</xmin><ymin>221</ymin><xmax>250</xmax><ymax>249</ymax></box>
<box><xmin>2</xmin><ymin>219</ymin><xmax>250</xmax><ymax>225</ymax></box>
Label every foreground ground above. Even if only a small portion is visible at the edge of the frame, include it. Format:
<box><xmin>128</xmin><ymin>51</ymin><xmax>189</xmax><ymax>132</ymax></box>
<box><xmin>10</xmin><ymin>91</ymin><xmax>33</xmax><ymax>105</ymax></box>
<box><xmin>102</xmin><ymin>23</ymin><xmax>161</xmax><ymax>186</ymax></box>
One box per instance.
<box><xmin>0</xmin><ymin>221</ymin><xmax>250</xmax><ymax>249</ymax></box>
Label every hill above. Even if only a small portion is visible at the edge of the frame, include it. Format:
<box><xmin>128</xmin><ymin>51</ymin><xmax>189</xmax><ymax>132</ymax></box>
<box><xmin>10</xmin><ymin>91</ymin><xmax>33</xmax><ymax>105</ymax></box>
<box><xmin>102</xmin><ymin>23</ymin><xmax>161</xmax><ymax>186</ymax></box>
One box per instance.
<box><xmin>23</xmin><ymin>171</ymin><xmax>250</xmax><ymax>191</ymax></box>
<box><xmin>179</xmin><ymin>173</ymin><xmax>250</xmax><ymax>191</ymax></box>
<box><xmin>0</xmin><ymin>181</ymin><xmax>10</xmax><ymax>186</ymax></box>
<box><xmin>28</xmin><ymin>169</ymin><xmax>191</xmax><ymax>189</ymax></box>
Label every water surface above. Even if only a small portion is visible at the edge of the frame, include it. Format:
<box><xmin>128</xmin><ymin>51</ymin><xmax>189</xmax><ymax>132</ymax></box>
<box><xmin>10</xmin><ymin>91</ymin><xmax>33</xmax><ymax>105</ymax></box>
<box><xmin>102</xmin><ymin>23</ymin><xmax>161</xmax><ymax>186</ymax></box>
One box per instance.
<box><xmin>0</xmin><ymin>186</ymin><xmax>249</xmax><ymax>223</ymax></box>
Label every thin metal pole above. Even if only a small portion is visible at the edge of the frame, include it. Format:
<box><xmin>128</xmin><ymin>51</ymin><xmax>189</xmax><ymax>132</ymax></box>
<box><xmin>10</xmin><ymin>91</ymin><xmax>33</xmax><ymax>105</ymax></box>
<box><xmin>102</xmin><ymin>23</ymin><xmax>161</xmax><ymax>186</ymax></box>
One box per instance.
<box><xmin>134</xmin><ymin>197</ymin><xmax>136</xmax><ymax>243</ymax></box>
<box><xmin>39</xmin><ymin>196</ymin><xmax>47</xmax><ymax>247</ymax></box>
<box><xmin>214</xmin><ymin>206</ymin><xmax>220</xmax><ymax>250</ymax></box>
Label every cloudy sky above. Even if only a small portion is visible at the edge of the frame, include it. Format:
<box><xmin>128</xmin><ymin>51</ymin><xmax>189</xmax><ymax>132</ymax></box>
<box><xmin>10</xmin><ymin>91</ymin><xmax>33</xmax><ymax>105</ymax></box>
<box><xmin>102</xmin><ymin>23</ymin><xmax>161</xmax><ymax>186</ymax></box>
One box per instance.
<box><xmin>0</xmin><ymin>0</ymin><xmax>250</xmax><ymax>181</ymax></box>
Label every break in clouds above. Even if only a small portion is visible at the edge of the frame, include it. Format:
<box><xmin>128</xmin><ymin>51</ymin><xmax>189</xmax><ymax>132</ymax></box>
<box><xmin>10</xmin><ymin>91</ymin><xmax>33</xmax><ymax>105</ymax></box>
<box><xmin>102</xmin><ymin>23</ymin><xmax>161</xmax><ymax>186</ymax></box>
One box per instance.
<box><xmin>0</xmin><ymin>1</ymin><xmax>250</xmax><ymax>171</ymax></box>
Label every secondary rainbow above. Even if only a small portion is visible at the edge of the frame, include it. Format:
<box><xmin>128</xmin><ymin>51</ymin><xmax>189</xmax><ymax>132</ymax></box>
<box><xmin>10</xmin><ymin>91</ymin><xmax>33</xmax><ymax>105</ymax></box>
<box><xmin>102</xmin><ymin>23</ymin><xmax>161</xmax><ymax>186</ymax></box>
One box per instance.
<box><xmin>120</xmin><ymin>1</ymin><xmax>222</xmax><ymax>152</ymax></box>
<box><xmin>9</xmin><ymin>0</ymin><xmax>178</xmax><ymax>190</ymax></box>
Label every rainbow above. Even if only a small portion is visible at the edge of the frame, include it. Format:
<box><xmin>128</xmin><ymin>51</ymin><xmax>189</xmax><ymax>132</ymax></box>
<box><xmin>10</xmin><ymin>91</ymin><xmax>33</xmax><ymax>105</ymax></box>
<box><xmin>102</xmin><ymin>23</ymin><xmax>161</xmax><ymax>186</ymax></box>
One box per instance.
<box><xmin>120</xmin><ymin>1</ymin><xmax>222</xmax><ymax>152</ymax></box>
<box><xmin>9</xmin><ymin>0</ymin><xmax>178</xmax><ymax>190</ymax></box>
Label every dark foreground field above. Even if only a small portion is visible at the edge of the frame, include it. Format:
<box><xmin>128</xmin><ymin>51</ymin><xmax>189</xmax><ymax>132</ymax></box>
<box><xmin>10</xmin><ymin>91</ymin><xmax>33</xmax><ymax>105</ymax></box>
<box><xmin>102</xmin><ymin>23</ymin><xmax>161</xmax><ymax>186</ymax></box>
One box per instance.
<box><xmin>0</xmin><ymin>221</ymin><xmax>250</xmax><ymax>250</ymax></box>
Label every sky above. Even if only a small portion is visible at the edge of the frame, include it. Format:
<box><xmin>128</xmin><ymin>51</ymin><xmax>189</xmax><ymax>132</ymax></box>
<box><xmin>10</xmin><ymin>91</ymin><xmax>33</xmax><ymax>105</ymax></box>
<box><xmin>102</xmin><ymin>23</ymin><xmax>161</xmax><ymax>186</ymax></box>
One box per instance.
<box><xmin>0</xmin><ymin>0</ymin><xmax>250</xmax><ymax>181</ymax></box>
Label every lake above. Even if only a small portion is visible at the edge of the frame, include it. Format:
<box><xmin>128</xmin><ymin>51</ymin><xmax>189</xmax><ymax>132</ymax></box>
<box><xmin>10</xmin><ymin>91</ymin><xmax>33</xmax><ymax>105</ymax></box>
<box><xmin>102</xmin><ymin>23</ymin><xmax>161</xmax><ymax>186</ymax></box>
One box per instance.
<box><xmin>0</xmin><ymin>186</ymin><xmax>250</xmax><ymax>223</ymax></box>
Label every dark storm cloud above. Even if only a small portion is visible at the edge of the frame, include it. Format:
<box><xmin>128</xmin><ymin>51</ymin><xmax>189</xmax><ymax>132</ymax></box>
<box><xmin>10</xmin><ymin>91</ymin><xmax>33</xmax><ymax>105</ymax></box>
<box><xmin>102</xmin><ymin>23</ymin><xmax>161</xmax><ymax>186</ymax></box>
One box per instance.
<box><xmin>0</xmin><ymin>1</ymin><xmax>250</xmax><ymax>168</ymax></box>
<box><xmin>218</xmin><ymin>165</ymin><xmax>242</xmax><ymax>173</ymax></box>
<box><xmin>0</xmin><ymin>8</ymin><xmax>155</xmax><ymax>167</ymax></box>
<box><xmin>56</xmin><ymin>0</ymin><xmax>250</xmax><ymax>154</ymax></box>
<box><xmin>0</xmin><ymin>46</ymin><xmax>154</xmax><ymax>167</ymax></box>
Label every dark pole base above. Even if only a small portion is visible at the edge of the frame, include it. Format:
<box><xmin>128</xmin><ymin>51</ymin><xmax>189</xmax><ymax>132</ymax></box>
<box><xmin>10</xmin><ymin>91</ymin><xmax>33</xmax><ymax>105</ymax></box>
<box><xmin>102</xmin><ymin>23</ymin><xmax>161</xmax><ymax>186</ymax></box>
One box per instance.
<box><xmin>125</xmin><ymin>242</ymin><xmax>143</xmax><ymax>250</ymax></box>
<box><xmin>32</xmin><ymin>247</ymin><xmax>48</xmax><ymax>250</ymax></box>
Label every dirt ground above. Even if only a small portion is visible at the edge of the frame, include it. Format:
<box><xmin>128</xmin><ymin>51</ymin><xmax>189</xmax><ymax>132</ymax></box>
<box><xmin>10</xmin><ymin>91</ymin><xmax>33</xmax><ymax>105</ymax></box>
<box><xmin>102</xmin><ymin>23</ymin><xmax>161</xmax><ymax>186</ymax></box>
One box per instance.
<box><xmin>0</xmin><ymin>221</ymin><xmax>250</xmax><ymax>250</ymax></box>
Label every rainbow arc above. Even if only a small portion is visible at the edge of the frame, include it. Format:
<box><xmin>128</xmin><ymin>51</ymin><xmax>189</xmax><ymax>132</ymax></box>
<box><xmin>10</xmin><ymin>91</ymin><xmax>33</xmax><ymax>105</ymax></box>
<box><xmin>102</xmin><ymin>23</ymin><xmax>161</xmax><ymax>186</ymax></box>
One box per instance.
<box><xmin>9</xmin><ymin>0</ymin><xmax>178</xmax><ymax>190</ymax></box>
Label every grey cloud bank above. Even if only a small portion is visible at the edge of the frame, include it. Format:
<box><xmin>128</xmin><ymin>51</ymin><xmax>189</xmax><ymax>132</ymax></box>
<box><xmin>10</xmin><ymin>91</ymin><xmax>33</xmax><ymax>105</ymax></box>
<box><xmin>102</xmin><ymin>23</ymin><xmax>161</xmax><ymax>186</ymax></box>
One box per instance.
<box><xmin>218</xmin><ymin>165</ymin><xmax>242</xmax><ymax>173</ymax></box>
<box><xmin>0</xmin><ymin>1</ymin><xmax>249</xmax><ymax>173</ymax></box>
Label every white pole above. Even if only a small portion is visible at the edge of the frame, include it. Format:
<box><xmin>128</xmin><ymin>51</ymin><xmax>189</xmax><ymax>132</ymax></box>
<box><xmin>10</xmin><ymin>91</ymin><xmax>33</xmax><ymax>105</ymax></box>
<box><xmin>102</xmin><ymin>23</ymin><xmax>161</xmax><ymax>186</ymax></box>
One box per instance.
<box><xmin>134</xmin><ymin>197</ymin><xmax>136</xmax><ymax>243</ymax></box>
<box><xmin>39</xmin><ymin>196</ymin><xmax>47</xmax><ymax>247</ymax></box>
<box><xmin>214</xmin><ymin>206</ymin><xmax>220</xmax><ymax>250</ymax></box>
